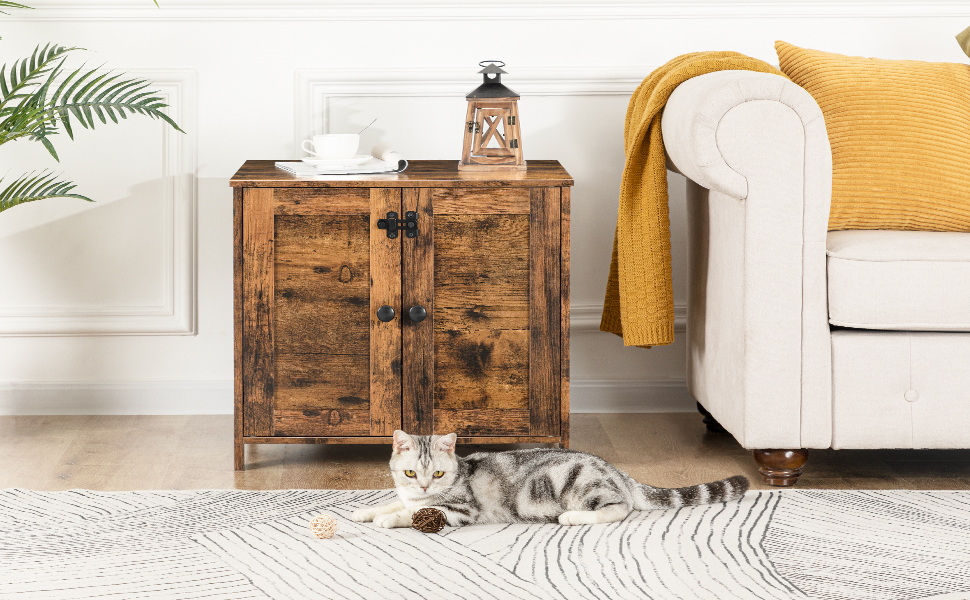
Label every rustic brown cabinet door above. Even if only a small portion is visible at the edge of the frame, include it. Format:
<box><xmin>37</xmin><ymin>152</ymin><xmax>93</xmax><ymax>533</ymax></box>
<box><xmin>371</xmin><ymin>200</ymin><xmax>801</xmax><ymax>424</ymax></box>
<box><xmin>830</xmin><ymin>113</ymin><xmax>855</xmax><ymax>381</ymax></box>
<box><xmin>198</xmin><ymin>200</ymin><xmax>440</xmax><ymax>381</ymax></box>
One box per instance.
<box><xmin>402</xmin><ymin>187</ymin><xmax>561</xmax><ymax>438</ymax></box>
<box><xmin>242</xmin><ymin>187</ymin><xmax>402</xmax><ymax>438</ymax></box>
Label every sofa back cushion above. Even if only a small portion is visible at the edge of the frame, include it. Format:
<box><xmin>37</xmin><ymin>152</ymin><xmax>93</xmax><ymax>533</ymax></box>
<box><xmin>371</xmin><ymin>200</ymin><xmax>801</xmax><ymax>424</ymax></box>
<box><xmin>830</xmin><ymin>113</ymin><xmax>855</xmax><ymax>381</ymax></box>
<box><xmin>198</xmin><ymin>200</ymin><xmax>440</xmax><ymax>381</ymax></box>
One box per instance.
<box><xmin>776</xmin><ymin>41</ymin><xmax>970</xmax><ymax>232</ymax></box>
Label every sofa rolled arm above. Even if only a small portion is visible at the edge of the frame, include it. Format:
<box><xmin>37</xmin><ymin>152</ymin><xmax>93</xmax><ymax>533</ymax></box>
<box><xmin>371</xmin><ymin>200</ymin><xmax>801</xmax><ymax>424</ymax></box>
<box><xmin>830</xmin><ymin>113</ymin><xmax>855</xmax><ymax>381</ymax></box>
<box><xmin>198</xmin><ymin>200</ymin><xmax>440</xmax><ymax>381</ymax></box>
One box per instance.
<box><xmin>662</xmin><ymin>70</ymin><xmax>827</xmax><ymax>202</ymax></box>
<box><xmin>661</xmin><ymin>70</ymin><xmax>835</xmax><ymax>450</ymax></box>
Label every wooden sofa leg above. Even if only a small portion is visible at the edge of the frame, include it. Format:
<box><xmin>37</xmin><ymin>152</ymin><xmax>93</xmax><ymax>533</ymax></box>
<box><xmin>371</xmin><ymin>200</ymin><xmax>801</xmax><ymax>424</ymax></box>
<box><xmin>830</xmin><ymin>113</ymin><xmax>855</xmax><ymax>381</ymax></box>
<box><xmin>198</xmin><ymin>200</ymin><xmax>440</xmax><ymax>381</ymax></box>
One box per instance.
<box><xmin>753</xmin><ymin>449</ymin><xmax>809</xmax><ymax>487</ymax></box>
<box><xmin>696</xmin><ymin>402</ymin><xmax>727</xmax><ymax>433</ymax></box>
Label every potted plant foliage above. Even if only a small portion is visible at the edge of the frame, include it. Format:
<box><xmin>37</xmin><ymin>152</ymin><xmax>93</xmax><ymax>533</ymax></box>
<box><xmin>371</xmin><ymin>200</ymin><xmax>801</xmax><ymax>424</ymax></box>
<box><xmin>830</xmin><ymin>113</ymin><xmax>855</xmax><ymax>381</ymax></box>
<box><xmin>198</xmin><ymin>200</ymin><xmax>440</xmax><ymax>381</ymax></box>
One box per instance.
<box><xmin>0</xmin><ymin>0</ymin><xmax>182</xmax><ymax>213</ymax></box>
<box><xmin>959</xmin><ymin>26</ymin><xmax>970</xmax><ymax>58</ymax></box>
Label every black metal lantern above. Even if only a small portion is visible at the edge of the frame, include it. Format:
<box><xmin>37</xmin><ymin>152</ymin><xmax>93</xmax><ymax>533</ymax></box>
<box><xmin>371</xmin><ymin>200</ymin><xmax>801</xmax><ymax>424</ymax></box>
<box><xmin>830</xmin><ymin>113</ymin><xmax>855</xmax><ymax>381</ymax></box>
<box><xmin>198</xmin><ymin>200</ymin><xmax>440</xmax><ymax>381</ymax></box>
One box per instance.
<box><xmin>460</xmin><ymin>61</ymin><xmax>525</xmax><ymax>171</ymax></box>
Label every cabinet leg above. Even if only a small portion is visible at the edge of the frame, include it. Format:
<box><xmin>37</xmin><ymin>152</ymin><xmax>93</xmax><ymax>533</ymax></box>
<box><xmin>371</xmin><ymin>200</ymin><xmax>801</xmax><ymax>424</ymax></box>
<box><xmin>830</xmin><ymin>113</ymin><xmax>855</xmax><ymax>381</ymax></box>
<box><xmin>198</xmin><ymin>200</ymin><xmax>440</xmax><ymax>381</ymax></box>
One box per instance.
<box><xmin>696</xmin><ymin>402</ymin><xmax>727</xmax><ymax>433</ymax></box>
<box><xmin>752</xmin><ymin>449</ymin><xmax>809</xmax><ymax>487</ymax></box>
<box><xmin>234</xmin><ymin>439</ymin><xmax>245</xmax><ymax>471</ymax></box>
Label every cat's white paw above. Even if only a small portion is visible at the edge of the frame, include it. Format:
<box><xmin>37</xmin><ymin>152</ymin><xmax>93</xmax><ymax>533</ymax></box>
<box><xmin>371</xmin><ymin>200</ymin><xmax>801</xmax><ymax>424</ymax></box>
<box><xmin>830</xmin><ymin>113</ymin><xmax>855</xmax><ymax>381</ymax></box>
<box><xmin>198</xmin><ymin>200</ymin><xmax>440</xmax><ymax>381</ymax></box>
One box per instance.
<box><xmin>373</xmin><ymin>512</ymin><xmax>408</xmax><ymax>529</ymax></box>
<box><xmin>559</xmin><ymin>511</ymin><xmax>596</xmax><ymax>526</ymax></box>
<box><xmin>351</xmin><ymin>508</ymin><xmax>377</xmax><ymax>523</ymax></box>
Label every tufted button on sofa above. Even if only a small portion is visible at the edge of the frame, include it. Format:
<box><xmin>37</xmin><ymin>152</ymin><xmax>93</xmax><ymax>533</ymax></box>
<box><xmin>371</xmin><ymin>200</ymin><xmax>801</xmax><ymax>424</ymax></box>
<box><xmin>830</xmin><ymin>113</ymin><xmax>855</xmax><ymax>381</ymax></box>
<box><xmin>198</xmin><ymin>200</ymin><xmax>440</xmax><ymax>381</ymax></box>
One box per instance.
<box><xmin>661</xmin><ymin>70</ymin><xmax>970</xmax><ymax>485</ymax></box>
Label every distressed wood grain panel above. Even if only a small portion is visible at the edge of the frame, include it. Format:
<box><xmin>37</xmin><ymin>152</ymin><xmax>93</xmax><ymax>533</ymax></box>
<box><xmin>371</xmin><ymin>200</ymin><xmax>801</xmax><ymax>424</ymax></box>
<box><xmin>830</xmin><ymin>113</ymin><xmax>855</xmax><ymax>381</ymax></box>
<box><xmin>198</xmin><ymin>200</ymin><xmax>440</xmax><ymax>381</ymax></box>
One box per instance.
<box><xmin>275</xmin><ymin>353</ymin><xmax>369</xmax><ymax>411</ymax></box>
<box><xmin>560</xmin><ymin>186</ymin><xmax>571</xmax><ymax>448</ymax></box>
<box><xmin>432</xmin><ymin>304</ymin><xmax>529</xmax><ymax>332</ymax></box>
<box><xmin>529</xmin><ymin>187</ymin><xmax>561</xmax><ymax>436</ymax></box>
<box><xmin>402</xmin><ymin>189</ymin><xmax>434</xmax><ymax>435</ymax></box>
<box><xmin>433</xmin><ymin>214</ymin><xmax>529</xmax><ymax>331</ymax></box>
<box><xmin>432</xmin><ymin>211</ymin><xmax>532</xmax><ymax>437</ymax></box>
<box><xmin>233</xmin><ymin>187</ymin><xmax>245</xmax><ymax>469</ymax></box>
<box><xmin>434</xmin><ymin>409</ymin><xmax>530</xmax><ymax>436</ymax></box>
<box><xmin>431</xmin><ymin>188</ymin><xmax>530</xmax><ymax>214</ymax></box>
<box><xmin>433</xmin><ymin>329</ymin><xmax>529</xmax><ymax>411</ymax></box>
<box><xmin>370</xmin><ymin>188</ymin><xmax>402</xmax><ymax>435</ymax></box>
<box><xmin>275</xmin><ymin>215</ymin><xmax>370</xmax><ymax>355</ymax></box>
<box><xmin>243</xmin><ymin>188</ymin><xmax>276</xmax><ymax>437</ymax></box>
<box><xmin>274</xmin><ymin>408</ymin><xmax>370</xmax><ymax>436</ymax></box>
<box><xmin>274</xmin><ymin>188</ymin><xmax>370</xmax><ymax>215</ymax></box>
<box><xmin>232</xmin><ymin>160</ymin><xmax>573</xmax><ymax>189</ymax></box>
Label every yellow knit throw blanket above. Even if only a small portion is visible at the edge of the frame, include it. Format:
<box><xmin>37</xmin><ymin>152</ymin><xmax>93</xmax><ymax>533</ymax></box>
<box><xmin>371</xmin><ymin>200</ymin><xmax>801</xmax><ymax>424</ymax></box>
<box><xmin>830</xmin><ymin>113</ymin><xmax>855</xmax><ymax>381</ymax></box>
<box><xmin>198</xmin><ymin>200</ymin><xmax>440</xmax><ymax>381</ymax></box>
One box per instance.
<box><xmin>600</xmin><ymin>52</ymin><xmax>785</xmax><ymax>347</ymax></box>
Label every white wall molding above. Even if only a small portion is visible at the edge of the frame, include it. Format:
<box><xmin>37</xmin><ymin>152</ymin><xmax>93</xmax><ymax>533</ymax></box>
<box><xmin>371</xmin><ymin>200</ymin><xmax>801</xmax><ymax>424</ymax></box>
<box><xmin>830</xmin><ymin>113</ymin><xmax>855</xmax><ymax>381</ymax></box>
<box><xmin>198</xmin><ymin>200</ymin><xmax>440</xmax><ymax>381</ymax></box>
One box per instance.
<box><xmin>571</xmin><ymin>379</ymin><xmax>694</xmax><ymax>413</ymax></box>
<box><xmin>11</xmin><ymin>1</ymin><xmax>970</xmax><ymax>21</ymax></box>
<box><xmin>296</xmin><ymin>67</ymin><xmax>647</xmax><ymax>155</ymax></box>
<box><xmin>571</xmin><ymin>302</ymin><xmax>687</xmax><ymax>333</ymax></box>
<box><xmin>0</xmin><ymin>379</ymin><xmax>691</xmax><ymax>414</ymax></box>
<box><xmin>0</xmin><ymin>70</ymin><xmax>198</xmax><ymax>336</ymax></box>
<box><xmin>0</xmin><ymin>380</ymin><xmax>230</xmax><ymax>415</ymax></box>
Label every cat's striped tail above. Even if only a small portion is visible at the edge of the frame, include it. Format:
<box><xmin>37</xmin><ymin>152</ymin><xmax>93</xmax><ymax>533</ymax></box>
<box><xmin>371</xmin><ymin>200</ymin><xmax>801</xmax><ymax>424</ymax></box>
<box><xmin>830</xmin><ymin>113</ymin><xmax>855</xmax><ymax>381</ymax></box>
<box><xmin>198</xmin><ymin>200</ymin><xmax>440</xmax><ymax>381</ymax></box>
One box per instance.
<box><xmin>635</xmin><ymin>475</ymin><xmax>749</xmax><ymax>510</ymax></box>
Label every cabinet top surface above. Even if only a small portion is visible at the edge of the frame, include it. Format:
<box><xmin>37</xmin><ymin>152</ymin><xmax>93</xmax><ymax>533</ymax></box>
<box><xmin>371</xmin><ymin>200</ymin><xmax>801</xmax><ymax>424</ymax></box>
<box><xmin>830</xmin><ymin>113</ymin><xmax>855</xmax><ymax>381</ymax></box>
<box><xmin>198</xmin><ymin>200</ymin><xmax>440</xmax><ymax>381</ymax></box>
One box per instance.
<box><xmin>230</xmin><ymin>160</ymin><xmax>573</xmax><ymax>188</ymax></box>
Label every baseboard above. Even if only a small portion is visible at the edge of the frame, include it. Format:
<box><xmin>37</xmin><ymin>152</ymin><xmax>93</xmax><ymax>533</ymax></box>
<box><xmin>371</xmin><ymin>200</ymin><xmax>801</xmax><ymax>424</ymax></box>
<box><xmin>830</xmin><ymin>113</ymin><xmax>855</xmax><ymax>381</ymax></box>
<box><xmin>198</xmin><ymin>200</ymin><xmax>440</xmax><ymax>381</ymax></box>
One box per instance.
<box><xmin>0</xmin><ymin>381</ymin><xmax>233</xmax><ymax>415</ymax></box>
<box><xmin>571</xmin><ymin>303</ymin><xmax>686</xmax><ymax>333</ymax></box>
<box><xmin>0</xmin><ymin>379</ymin><xmax>692</xmax><ymax>415</ymax></box>
<box><xmin>570</xmin><ymin>379</ymin><xmax>694</xmax><ymax>413</ymax></box>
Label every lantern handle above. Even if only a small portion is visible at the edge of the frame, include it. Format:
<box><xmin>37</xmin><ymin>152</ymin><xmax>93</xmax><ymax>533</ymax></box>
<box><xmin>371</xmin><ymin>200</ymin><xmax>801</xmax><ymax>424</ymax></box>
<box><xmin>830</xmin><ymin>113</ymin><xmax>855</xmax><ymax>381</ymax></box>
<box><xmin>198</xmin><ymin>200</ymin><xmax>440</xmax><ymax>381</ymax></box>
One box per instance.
<box><xmin>479</xmin><ymin>60</ymin><xmax>505</xmax><ymax>68</ymax></box>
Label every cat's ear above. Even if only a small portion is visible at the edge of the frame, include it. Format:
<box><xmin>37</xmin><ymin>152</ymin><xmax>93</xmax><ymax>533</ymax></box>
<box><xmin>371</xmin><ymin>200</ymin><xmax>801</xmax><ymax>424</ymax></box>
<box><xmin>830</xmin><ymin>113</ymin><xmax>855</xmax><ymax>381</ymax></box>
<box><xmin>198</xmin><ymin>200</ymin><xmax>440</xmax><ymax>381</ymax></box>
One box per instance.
<box><xmin>433</xmin><ymin>433</ymin><xmax>457</xmax><ymax>455</ymax></box>
<box><xmin>392</xmin><ymin>430</ymin><xmax>415</xmax><ymax>454</ymax></box>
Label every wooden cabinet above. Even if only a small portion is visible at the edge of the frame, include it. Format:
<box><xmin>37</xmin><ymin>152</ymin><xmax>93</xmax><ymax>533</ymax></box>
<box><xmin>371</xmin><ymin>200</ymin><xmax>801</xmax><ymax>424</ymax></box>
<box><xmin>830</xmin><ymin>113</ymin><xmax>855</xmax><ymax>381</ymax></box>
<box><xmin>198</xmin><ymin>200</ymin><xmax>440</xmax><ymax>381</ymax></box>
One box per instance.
<box><xmin>230</xmin><ymin>160</ymin><xmax>573</xmax><ymax>469</ymax></box>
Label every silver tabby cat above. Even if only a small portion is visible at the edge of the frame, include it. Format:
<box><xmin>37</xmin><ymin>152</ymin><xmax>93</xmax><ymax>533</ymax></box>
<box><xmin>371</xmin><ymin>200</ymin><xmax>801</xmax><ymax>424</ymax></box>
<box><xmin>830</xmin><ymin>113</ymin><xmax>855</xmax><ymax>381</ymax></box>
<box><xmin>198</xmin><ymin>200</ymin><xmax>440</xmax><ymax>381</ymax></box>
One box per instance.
<box><xmin>352</xmin><ymin>430</ymin><xmax>749</xmax><ymax>528</ymax></box>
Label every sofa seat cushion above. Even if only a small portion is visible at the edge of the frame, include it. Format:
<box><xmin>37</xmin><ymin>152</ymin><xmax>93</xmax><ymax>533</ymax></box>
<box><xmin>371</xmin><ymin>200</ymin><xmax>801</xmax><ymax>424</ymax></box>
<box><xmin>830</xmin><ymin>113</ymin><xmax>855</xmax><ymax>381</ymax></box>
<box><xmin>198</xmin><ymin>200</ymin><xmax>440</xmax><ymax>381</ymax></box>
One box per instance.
<box><xmin>827</xmin><ymin>230</ymin><xmax>970</xmax><ymax>331</ymax></box>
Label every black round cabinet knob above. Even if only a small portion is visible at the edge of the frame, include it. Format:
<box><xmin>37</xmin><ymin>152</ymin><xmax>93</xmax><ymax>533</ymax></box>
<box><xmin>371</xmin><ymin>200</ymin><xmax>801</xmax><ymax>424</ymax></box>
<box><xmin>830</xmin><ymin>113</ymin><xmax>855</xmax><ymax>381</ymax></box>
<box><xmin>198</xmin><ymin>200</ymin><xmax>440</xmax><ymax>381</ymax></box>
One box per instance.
<box><xmin>409</xmin><ymin>305</ymin><xmax>427</xmax><ymax>323</ymax></box>
<box><xmin>377</xmin><ymin>305</ymin><xmax>396</xmax><ymax>322</ymax></box>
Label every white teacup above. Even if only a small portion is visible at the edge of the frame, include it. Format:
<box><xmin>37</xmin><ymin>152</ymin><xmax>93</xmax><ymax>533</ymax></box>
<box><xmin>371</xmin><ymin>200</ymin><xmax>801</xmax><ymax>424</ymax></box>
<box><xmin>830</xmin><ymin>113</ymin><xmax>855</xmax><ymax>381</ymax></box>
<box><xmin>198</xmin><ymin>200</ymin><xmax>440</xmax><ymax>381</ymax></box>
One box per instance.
<box><xmin>302</xmin><ymin>134</ymin><xmax>360</xmax><ymax>159</ymax></box>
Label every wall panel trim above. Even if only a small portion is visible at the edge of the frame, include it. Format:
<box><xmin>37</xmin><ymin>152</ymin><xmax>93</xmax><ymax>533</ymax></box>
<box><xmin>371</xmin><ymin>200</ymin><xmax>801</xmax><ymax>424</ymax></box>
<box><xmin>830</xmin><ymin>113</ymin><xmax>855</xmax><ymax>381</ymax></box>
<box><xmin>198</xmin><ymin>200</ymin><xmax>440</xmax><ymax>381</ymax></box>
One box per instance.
<box><xmin>10</xmin><ymin>2</ymin><xmax>970</xmax><ymax>21</ymax></box>
<box><xmin>0</xmin><ymin>381</ymin><xmax>230</xmax><ymax>415</ymax></box>
<box><xmin>295</xmin><ymin>67</ymin><xmax>649</xmax><ymax>155</ymax></box>
<box><xmin>571</xmin><ymin>302</ymin><xmax>686</xmax><ymax>333</ymax></box>
<box><xmin>0</xmin><ymin>70</ymin><xmax>198</xmax><ymax>336</ymax></box>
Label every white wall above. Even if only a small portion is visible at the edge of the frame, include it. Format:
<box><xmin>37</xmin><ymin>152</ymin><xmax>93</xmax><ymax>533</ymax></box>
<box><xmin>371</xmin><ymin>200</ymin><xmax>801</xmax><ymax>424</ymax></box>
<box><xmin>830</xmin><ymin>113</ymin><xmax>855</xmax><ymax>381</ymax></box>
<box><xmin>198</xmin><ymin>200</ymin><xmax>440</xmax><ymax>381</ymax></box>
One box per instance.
<box><xmin>0</xmin><ymin>1</ymin><xmax>967</xmax><ymax>414</ymax></box>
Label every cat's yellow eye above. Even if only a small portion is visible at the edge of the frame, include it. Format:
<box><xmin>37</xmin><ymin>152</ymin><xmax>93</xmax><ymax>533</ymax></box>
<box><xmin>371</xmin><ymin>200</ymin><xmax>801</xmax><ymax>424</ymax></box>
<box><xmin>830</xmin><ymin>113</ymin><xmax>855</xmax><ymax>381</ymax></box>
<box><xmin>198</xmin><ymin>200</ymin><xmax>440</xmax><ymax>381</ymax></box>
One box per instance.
<box><xmin>404</xmin><ymin>470</ymin><xmax>416</xmax><ymax>478</ymax></box>
<box><xmin>433</xmin><ymin>471</ymin><xmax>445</xmax><ymax>478</ymax></box>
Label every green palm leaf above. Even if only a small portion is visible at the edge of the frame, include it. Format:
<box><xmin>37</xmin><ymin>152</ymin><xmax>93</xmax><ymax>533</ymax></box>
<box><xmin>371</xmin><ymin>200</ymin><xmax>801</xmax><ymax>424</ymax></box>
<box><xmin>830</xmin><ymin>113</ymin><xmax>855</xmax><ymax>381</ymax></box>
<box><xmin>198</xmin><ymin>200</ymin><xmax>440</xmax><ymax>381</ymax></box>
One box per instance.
<box><xmin>0</xmin><ymin>45</ymin><xmax>79</xmax><ymax>157</ymax></box>
<box><xmin>0</xmin><ymin>43</ymin><xmax>75</xmax><ymax>109</ymax></box>
<box><xmin>0</xmin><ymin>171</ymin><xmax>91</xmax><ymax>213</ymax></box>
<box><xmin>0</xmin><ymin>44</ymin><xmax>182</xmax><ymax>162</ymax></box>
<box><xmin>50</xmin><ymin>64</ymin><xmax>183</xmax><ymax>139</ymax></box>
<box><xmin>0</xmin><ymin>1</ymin><xmax>169</xmax><ymax>215</ymax></box>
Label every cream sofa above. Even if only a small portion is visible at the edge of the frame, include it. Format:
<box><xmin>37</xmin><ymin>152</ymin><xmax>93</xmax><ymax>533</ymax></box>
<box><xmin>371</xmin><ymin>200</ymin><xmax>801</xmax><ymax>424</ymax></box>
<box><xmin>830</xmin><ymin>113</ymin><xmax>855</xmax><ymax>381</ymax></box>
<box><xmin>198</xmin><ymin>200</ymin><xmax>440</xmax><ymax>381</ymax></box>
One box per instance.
<box><xmin>661</xmin><ymin>70</ymin><xmax>970</xmax><ymax>486</ymax></box>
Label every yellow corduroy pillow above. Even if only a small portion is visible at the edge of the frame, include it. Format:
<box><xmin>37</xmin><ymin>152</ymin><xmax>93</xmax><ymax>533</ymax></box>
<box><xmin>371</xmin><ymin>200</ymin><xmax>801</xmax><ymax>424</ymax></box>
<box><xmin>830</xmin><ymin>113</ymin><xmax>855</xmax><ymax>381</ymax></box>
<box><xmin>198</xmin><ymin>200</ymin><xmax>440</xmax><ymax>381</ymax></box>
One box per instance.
<box><xmin>776</xmin><ymin>41</ymin><xmax>970</xmax><ymax>232</ymax></box>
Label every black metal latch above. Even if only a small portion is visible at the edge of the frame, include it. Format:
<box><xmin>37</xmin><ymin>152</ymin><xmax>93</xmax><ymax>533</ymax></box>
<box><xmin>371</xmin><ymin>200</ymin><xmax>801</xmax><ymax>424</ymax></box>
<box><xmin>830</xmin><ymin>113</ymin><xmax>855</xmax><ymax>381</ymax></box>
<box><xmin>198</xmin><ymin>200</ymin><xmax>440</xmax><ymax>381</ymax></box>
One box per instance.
<box><xmin>377</xmin><ymin>211</ymin><xmax>418</xmax><ymax>239</ymax></box>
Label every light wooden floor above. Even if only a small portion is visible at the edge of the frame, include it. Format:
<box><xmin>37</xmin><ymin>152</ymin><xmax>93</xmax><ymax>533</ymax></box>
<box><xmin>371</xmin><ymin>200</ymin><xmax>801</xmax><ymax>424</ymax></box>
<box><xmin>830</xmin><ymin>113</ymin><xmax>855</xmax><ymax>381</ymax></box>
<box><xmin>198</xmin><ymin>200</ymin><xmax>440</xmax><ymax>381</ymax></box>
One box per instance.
<box><xmin>2</xmin><ymin>413</ymin><xmax>969</xmax><ymax>491</ymax></box>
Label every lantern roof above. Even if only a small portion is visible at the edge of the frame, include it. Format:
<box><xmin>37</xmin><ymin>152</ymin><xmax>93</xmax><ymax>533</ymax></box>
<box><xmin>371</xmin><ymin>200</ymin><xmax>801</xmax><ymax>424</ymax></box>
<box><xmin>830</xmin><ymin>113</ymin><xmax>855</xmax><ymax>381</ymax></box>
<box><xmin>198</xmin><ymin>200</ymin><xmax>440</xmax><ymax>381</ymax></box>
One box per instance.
<box><xmin>466</xmin><ymin>60</ymin><xmax>519</xmax><ymax>99</ymax></box>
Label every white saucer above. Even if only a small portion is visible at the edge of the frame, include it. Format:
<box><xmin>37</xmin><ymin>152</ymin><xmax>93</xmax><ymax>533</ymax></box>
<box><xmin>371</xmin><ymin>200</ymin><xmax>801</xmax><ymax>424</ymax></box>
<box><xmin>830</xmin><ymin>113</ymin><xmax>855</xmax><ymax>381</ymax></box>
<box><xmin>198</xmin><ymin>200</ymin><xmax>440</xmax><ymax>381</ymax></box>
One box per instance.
<box><xmin>302</xmin><ymin>154</ymin><xmax>372</xmax><ymax>168</ymax></box>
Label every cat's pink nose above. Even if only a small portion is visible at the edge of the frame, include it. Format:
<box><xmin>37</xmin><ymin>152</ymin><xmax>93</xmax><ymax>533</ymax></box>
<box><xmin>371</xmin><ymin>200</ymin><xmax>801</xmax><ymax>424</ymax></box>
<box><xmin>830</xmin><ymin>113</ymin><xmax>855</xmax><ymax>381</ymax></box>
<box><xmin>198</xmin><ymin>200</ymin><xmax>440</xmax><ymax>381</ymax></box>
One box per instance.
<box><xmin>421</xmin><ymin>487</ymin><xmax>428</xmax><ymax>491</ymax></box>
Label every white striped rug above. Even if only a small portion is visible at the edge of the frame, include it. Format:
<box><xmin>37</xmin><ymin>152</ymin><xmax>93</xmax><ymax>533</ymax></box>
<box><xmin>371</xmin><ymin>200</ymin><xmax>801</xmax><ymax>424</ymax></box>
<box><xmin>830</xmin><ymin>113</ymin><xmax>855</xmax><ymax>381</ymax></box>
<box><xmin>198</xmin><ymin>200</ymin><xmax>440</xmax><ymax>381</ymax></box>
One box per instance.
<box><xmin>1</xmin><ymin>489</ymin><xmax>969</xmax><ymax>600</ymax></box>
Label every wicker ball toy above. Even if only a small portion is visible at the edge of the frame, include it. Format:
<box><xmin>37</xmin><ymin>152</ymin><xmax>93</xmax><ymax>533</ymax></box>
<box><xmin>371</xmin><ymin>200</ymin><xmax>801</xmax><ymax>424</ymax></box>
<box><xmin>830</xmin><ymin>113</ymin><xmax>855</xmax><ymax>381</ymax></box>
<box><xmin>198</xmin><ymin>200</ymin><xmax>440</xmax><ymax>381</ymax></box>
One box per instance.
<box><xmin>412</xmin><ymin>508</ymin><xmax>446</xmax><ymax>533</ymax></box>
<box><xmin>309</xmin><ymin>514</ymin><xmax>338</xmax><ymax>539</ymax></box>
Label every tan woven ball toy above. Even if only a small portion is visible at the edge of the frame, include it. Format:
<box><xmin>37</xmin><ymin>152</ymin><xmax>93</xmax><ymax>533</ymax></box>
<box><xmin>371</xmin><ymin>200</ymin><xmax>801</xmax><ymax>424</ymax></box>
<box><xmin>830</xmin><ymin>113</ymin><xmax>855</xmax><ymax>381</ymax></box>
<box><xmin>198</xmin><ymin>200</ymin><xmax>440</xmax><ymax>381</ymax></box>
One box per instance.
<box><xmin>309</xmin><ymin>514</ymin><xmax>338</xmax><ymax>539</ymax></box>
